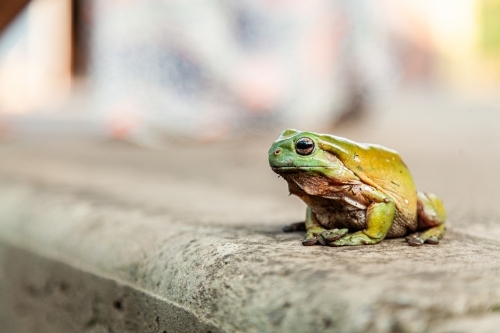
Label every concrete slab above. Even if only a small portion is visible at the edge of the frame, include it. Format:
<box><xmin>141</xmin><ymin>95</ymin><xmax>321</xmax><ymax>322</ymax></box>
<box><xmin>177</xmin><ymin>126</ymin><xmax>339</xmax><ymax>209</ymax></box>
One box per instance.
<box><xmin>1</xmin><ymin>95</ymin><xmax>500</xmax><ymax>332</ymax></box>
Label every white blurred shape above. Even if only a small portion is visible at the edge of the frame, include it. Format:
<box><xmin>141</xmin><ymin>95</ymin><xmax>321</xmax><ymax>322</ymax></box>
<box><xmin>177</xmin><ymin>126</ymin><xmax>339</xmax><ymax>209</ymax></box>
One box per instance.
<box><xmin>0</xmin><ymin>0</ymin><xmax>72</xmax><ymax>114</ymax></box>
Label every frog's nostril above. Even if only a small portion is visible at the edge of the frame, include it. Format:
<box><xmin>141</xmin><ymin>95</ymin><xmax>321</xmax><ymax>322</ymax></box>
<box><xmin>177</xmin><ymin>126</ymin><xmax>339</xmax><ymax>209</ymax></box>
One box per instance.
<box><xmin>274</xmin><ymin>149</ymin><xmax>281</xmax><ymax>155</ymax></box>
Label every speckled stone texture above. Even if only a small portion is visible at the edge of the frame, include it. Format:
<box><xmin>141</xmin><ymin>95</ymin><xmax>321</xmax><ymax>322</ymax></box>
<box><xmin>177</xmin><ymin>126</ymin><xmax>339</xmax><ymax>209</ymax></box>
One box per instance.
<box><xmin>1</xmin><ymin>99</ymin><xmax>500</xmax><ymax>333</ymax></box>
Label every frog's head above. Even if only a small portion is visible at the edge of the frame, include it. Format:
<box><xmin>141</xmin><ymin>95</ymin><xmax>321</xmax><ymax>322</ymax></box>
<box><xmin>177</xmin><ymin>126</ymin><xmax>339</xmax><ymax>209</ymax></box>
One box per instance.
<box><xmin>268</xmin><ymin>129</ymin><xmax>334</xmax><ymax>175</ymax></box>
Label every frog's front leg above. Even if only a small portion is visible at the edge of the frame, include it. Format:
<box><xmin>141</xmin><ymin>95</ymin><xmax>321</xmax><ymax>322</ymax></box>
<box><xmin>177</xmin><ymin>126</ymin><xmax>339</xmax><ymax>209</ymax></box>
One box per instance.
<box><xmin>331</xmin><ymin>188</ymin><xmax>395</xmax><ymax>246</ymax></box>
<box><xmin>300</xmin><ymin>207</ymin><xmax>347</xmax><ymax>246</ymax></box>
<box><xmin>301</xmin><ymin>206</ymin><xmax>327</xmax><ymax>246</ymax></box>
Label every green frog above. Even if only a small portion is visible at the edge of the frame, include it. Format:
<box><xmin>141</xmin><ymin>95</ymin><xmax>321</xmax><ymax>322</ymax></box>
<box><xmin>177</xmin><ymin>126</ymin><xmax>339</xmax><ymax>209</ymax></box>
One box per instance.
<box><xmin>268</xmin><ymin>129</ymin><xmax>446</xmax><ymax>246</ymax></box>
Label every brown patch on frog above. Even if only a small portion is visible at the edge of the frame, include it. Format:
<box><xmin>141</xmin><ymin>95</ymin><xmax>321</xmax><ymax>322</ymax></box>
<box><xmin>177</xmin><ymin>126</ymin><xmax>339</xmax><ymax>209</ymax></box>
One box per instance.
<box><xmin>282</xmin><ymin>172</ymin><xmax>347</xmax><ymax>198</ymax></box>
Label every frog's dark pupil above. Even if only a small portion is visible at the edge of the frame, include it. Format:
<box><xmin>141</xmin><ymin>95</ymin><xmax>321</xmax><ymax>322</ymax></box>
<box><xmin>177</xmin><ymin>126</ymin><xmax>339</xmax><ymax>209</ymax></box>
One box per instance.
<box><xmin>296</xmin><ymin>138</ymin><xmax>314</xmax><ymax>155</ymax></box>
<box><xmin>296</xmin><ymin>140</ymin><xmax>312</xmax><ymax>149</ymax></box>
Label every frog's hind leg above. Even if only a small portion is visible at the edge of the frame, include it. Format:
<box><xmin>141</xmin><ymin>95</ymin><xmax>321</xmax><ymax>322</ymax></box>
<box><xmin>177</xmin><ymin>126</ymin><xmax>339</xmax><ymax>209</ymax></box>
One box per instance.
<box><xmin>406</xmin><ymin>192</ymin><xmax>446</xmax><ymax>246</ymax></box>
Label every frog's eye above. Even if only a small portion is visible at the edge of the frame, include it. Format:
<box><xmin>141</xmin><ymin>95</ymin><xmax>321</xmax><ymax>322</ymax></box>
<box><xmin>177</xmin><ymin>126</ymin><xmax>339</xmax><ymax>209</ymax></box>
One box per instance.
<box><xmin>296</xmin><ymin>138</ymin><xmax>315</xmax><ymax>155</ymax></box>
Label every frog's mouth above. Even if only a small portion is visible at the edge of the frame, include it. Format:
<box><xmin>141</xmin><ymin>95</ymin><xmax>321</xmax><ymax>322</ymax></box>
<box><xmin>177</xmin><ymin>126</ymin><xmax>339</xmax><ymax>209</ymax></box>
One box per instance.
<box><xmin>271</xmin><ymin>166</ymin><xmax>329</xmax><ymax>172</ymax></box>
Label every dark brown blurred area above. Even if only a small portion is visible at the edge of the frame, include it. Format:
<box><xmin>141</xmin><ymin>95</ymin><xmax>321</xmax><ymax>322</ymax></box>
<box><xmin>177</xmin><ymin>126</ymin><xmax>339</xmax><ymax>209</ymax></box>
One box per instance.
<box><xmin>0</xmin><ymin>0</ymin><xmax>30</xmax><ymax>34</ymax></box>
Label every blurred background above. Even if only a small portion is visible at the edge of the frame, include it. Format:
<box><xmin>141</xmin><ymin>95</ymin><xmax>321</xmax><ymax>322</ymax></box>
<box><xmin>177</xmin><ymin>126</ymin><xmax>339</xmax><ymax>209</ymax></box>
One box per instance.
<box><xmin>0</xmin><ymin>0</ymin><xmax>500</xmax><ymax>144</ymax></box>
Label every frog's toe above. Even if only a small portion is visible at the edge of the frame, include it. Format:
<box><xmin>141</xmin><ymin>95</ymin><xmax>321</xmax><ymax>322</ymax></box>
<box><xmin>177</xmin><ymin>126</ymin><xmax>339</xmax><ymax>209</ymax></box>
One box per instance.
<box><xmin>321</xmin><ymin>228</ymin><xmax>348</xmax><ymax>242</ymax></box>
<box><xmin>426</xmin><ymin>236</ymin><xmax>439</xmax><ymax>245</ymax></box>
<box><xmin>406</xmin><ymin>235</ymin><xmax>424</xmax><ymax>246</ymax></box>
<box><xmin>316</xmin><ymin>234</ymin><xmax>327</xmax><ymax>246</ymax></box>
<box><xmin>405</xmin><ymin>231</ymin><xmax>441</xmax><ymax>246</ymax></box>
<box><xmin>302</xmin><ymin>236</ymin><xmax>318</xmax><ymax>246</ymax></box>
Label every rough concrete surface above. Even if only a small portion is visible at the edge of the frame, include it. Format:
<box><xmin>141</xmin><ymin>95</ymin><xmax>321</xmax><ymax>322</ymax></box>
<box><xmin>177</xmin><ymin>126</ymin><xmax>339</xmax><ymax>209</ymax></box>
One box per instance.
<box><xmin>1</xmin><ymin>94</ymin><xmax>500</xmax><ymax>333</ymax></box>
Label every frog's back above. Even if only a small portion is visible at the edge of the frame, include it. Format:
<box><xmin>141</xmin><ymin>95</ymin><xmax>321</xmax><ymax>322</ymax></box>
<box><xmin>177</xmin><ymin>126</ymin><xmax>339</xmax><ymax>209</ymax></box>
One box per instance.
<box><xmin>314</xmin><ymin>133</ymin><xmax>418</xmax><ymax>221</ymax></box>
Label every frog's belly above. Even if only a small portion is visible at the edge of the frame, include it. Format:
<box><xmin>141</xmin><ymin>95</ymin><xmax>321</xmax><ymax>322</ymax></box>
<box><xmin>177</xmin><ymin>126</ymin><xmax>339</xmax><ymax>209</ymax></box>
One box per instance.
<box><xmin>308</xmin><ymin>196</ymin><xmax>416</xmax><ymax>238</ymax></box>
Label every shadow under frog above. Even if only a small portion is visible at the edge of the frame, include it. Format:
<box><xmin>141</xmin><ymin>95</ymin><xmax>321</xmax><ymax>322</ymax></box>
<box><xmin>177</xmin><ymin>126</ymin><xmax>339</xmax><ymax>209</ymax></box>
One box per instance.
<box><xmin>268</xmin><ymin>129</ymin><xmax>446</xmax><ymax>247</ymax></box>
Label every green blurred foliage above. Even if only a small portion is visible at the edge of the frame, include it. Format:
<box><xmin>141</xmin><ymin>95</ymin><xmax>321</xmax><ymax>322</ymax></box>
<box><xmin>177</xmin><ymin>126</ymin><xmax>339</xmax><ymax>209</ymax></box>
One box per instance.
<box><xmin>481</xmin><ymin>0</ymin><xmax>500</xmax><ymax>55</ymax></box>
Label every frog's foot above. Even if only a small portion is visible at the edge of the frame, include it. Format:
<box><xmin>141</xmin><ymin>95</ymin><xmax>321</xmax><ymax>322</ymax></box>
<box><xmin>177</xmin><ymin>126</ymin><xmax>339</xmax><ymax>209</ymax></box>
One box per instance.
<box><xmin>320</xmin><ymin>229</ymin><xmax>348</xmax><ymax>243</ymax></box>
<box><xmin>302</xmin><ymin>226</ymin><xmax>330</xmax><ymax>246</ymax></box>
<box><xmin>329</xmin><ymin>231</ymin><xmax>382</xmax><ymax>246</ymax></box>
<box><xmin>406</xmin><ymin>224</ymin><xmax>445</xmax><ymax>246</ymax></box>
<box><xmin>304</xmin><ymin>228</ymin><xmax>348</xmax><ymax>246</ymax></box>
<box><xmin>282</xmin><ymin>222</ymin><xmax>306</xmax><ymax>232</ymax></box>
